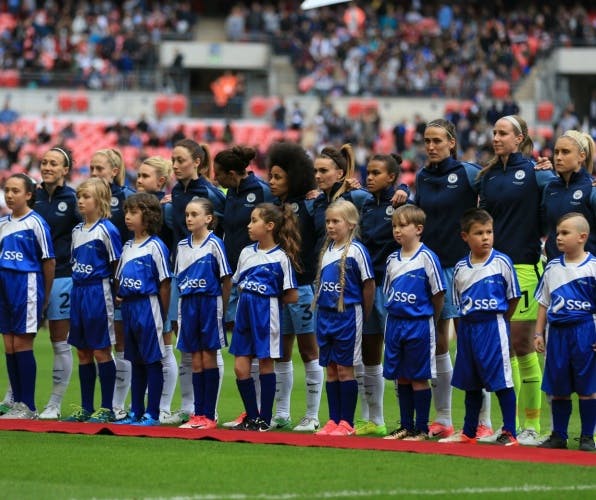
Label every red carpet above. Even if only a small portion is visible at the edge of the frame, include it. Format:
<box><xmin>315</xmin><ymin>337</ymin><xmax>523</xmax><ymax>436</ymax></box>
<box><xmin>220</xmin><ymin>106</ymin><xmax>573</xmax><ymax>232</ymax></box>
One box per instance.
<box><xmin>0</xmin><ymin>419</ymin><xmax>594</xmax><ymax>467</ymax></box>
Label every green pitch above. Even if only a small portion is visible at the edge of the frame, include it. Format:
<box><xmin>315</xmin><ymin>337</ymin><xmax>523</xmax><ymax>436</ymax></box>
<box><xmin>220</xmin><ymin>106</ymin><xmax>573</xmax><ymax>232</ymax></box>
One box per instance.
<box><xmin>0</xmin><ymin>328</ymin><xmax>593</xmax><ymax>500</ymax></box>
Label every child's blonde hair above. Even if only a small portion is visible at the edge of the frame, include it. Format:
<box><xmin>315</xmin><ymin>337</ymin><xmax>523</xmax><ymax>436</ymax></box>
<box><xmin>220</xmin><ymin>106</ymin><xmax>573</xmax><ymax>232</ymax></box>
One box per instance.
<box><xmin>94</xmin><ymin>148</ymin><xmax>126</xmax><ymax>185</ymax></box>
<box><xmin>313</xmin><ymin>198</ymin><xmax>360</xmax><ymax>312</ymax></box>
<box><xmin>392</xmin><ymin>204</ymin><xmax>426</xmax><ymax>228</ymax></box>
<box><xmin>254</xmin><ymin>203</ymin><xmax>302</xmax><ymax>273</ymax></box>
<box><xmin>141</xmin><ymin>156</ymin><xmax>173</xmax><ymax>189</ymax></box>
<box><xmin>559</xmin><ymin>130</ymin><xmax>595</xmax><ymax>174</ymax></box>
<box><xmin>76</xmin><ymin>177</ymin><xmax>112</xmax><ymax>219</ymax></box>
<box><xmin>557</xmin><ymin>212</ymin><xmax>590</xmax><ymax>235</ymax></box>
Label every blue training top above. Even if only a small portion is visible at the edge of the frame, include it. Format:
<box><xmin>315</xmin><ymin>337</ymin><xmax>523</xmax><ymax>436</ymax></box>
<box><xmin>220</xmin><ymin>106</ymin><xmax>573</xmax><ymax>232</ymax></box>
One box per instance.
<box><xmin>535</xmin><ymin>252</ymin><xmax>596</xmax><ymax>325</ymax></box>
<box><xmin>453</xmin><ymin>249</ymin><xmax>521</xmax><ymax>321</ymax></box>
<box><xmin>222</xmin><ymin>172</ymin><xmax>273</xmax><ymax>271</ymax></box>
<box><xmin>383</xmin><ymin>243</ymin><xmax>445</xmax><ymax>318</ymax></box>
<box><xmin>71</xmin><ymin>219</ymin><xmax>122</xmax><ymax>283</ymax></box>
<box><xmin>415</xmin><ymin>157</ymin><xmax>481</xmax><ymax>268</ymax></box>
<box><xmin>115</xmin><ymin>235</ymin><xmax>171</xmax><ymax>298</ymax></box>
<box><xmin>541</xmin><ymin>168</ymin><xmax>596</xmax><ymax>261</ymax></box>
<box><xmin>175</xmin><ymin>231</ymin><xmax>232</xmax><ymax>296</ymax></box>
<box><xmin>0</xmin><ymin>210</ymin><xmax>54</xmax><ymax>272</ymax></box>
<box><xmin>479</xmin><ymin>152</ymin><xmax>557</xmax><ymax>264</ymax></box>
<box><xmin>360</xmin><ymin>185</ymin><xmax>400</xmax><ymax>284</ymax></box>
<box><xmin>35</xmin><ymin>183</ymin><xmax>82</xmax><ymax>278</ymax></box>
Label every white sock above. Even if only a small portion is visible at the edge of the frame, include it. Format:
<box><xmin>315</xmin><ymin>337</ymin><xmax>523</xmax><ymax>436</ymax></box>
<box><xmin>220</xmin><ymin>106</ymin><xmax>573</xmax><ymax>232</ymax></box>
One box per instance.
<box><xmin>113</xmin><ymin>351</ymin><xmax>131</xmax><ymax>410</ymax></box>
<box><xmin>274</xmin><ymin>360</ymin><xmax>293</xmax><ymax>419</ymax></box>
<box><xmin>160</xmin><ymin>345</ymin><xmax>178</xmax><ymax>413</ymax></box>
<box><xmin>432</xmin><ymin>353</ymin><xmax>453</xmax><ymax>426</ymax></box>
<box><xmin>304</xmin><ymin>359</ymin><xmax>323</xmax><ymax>419</ymax></box>
<box><xmin>48</xmin><ymin>341</ymin><xmax>73</xmax><ymax>406</ymax></box>
<box><xmin>355</xmin><ymin>363</ymin><xmax>369</xmax><ymax>421</ymax></box>
<box><xmin>250</xmin><ymin>358</ymin><xmax>261</xmax><ymax>411</ymax></box>
<box><xmin>216</xmin><ymin>349</ymin><xmax>224</xmax><ymax>419</ymax></box>
<box><xmin>179</xmin><ymin>351</ymin><xmax>194</xmax><ymax>414</ymax></box>
<box><xmin>2</xmin><ymin>384</ymin><xmax>13</xmax><ymax>404</ymax></box>
<box><xmin>364</xmin><ymin>364</ymin><xmax>385</xmax><ymax>426</ymax></box>
<box><xmin>478</xmin><ymin>389</ymin><xmax>492</xmax><ymax>428</ymax></box>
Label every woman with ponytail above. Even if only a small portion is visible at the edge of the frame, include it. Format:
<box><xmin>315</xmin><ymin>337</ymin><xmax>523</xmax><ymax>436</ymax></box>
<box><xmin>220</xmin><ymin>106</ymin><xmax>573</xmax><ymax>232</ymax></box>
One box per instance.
<box><xmin>542</xmin><ymin>129</ymin><xmax>596</xmax><ymax>261</ymax></box>
<box><xmin>312</xmin><ymin>143</ymin><xmax>373</xmax><ymax>254</ymax></box>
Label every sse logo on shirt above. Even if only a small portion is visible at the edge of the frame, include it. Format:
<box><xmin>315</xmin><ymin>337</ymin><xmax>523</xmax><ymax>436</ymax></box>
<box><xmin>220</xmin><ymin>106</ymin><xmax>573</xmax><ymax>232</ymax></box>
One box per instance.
<box><xmin>240</xmin><ymin>279</ymin><xmax>267</xmax><ymax>294</ymax></box>
<box><xmin>0</xmin><ymin>250</ymin><xmax>24</xmax><ymax>261</ymax></box>
<box><xmin>386</xmin><ymin>289</ymin><xmax>416</xmax><ymax>304</ymax></box>
<box><xmin>121</xmin><ymin>277</ymin><xmax>143</xmax><ymax>290</ymax></box>
<box><xmin>72</xmin><ymin>260</ymin><xmax>93</xmax><ymax>274</ymax></box>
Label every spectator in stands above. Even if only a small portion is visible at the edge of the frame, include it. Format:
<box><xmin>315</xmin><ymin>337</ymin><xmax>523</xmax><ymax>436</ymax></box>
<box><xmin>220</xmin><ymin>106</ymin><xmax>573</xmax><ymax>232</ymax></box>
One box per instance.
<box><xmin>225</xmin><ymin>4</ymin><xmax>246</xmax><ymax>41</ymax></box>
<box><xmin>0</xmin><ymin>100</ymin><xmax>19</xmax><ymax>125</ymax></box>
<box><xmin>272</xmin><ymin>97</ymin><xmax>287</xmax><ymax>131</ymax></box>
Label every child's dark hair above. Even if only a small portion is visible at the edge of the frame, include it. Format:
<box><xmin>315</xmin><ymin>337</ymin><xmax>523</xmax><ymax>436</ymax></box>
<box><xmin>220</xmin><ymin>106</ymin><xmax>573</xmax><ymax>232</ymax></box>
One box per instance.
<box><xmin>392</xmin><ymin>204</ymin><xmax>426</xmax><ymax>227</ymax></box>
<box><xmin>460</xmin><ymin>208</ymin><xmax>493</xmax><ymax>233</ymax></box>
<box><xmin>175</xmin><ymin>138</ymin><xmax>212</xmax><ymax>178</ymax></box>
<box><xmin>214</xmin><ymin>146</ymin><xmax>256</xmax><ymax>175</ymax></box>
<box><xmin>368</xmin><ymin>153</ymin><xmax>402</xmax><ymax>178</ymax></box>
<box><xmin>267</xmin><ymin>142</ymin><xmax>316</xmax><ymax>198</ymax></box>
<box><xmin>124</xmin><ymin>192</ymin><xmax>163</xmax><ymax>235</ymax></box>
<box><xmin>186</xmin><ymin>197</ymin><xmax>217</xmax><ymax>231</ymax></box>
<box><xmin>255</xmin><ymin>202</ymin><xmax>302</xmax><ymax>273</ymax></box>
<box><xmin>9</xmin><ymin>173</ymin><xmax>36</xmax><ymax>208</ymax></box>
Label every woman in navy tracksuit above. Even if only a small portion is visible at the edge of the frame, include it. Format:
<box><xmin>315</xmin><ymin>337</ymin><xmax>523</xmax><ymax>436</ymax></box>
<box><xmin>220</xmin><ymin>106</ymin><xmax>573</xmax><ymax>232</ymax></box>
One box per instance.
<box><xmin>541</xmin><ymin>129</ymin><xmax>596</xmax><ymax>261</ymax></box>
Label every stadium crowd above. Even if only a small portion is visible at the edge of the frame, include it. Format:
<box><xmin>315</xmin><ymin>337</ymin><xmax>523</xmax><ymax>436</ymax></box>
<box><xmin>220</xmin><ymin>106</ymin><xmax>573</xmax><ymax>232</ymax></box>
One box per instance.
<box><xmin>227</xmin><ymin>1</ymin><xmax>595</xmax><ymax>99</ymax></box>
<box><xmin>0</xmin><ymin>1</ymin><xmax>196</xmax><ymax>89</ymax></box>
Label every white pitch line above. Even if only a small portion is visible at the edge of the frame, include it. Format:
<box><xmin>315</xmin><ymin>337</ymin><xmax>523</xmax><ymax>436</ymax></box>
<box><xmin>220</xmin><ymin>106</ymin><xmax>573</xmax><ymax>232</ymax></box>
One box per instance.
<box><xmin>136</xmin><ymin>484</ymin><xmax>596</xmax><ymax>500</ymax></box>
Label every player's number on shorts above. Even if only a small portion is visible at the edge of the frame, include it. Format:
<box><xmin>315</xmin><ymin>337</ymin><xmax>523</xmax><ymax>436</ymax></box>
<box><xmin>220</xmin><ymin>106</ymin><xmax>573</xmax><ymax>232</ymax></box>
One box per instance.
<box><xmin>519</xmin><ymin>290</ymin><xmax>529</xmax><ymax>313</ymax></box>
<box><xmin>300</xmin><ymin>304</ymin><xmax>312</xmax><ymax>321</ymax></box>
<box><xmin>59</xmin><ymin>292</ymin><xmax>70</xmax><ymax>310</ymax></box>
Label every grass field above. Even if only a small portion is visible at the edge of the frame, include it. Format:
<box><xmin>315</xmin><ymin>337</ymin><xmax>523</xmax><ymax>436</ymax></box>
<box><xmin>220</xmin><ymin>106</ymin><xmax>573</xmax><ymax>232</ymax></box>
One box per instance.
<box><xmin>0</xmin><ymin>328</ymin><xmax>594</xmax><ymax>500</ymax></box>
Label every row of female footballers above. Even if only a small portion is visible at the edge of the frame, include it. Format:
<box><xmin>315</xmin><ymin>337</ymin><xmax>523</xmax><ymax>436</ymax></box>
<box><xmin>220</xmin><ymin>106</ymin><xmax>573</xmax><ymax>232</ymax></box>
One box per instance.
<box><xmin>0</xmin><ymin>115</ymin><xmax>594</xmax><ymax>438</ymax></box>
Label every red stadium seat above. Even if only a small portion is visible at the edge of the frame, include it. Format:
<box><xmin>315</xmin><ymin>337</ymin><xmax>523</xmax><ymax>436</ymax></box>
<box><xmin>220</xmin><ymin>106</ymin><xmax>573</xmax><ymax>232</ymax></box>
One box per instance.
<box><xmin>0</xmin><ymin>69</ymin><xmax>19</xmax><ymax>87</ymax></box>
<box><xmin>536</xmin><ymin>101</ymin><xmax>554</xmax><ymax>122</ymax></box>
<box><xmin>460</xmin><ymin>100</ymin><xmax>475</xmax><ymax>116</ymax></box>
<box><xmin>170</xmin><ymin>94</ymin><xmax>187</xmax><ymax>115</ymax></box>
<box><xmin>444</xmin><ymin>100</ymin><xmax>460</xmax><ymax>114</ymax></box>
<box><xmin>491</xmin><ymin>80</ymin><xmax>510</xmax><ymax>99</ymax></box>
<box><xmin>74</xmin><ymin>93</ymin><xmax>89</xmax><ymax>112</ymax></box>
<box><xmin>58</xmin><ymin>93</ymin><xmax>74</xmax><ymax>112</ymax></box>
<box><xmin>249</xmin><ymin>96</ymin><xmax>269</xmax><ymax>117</ymax></box>
<box><xmin>347</xmin><ymin>99</ymin><xmax>364</xmax><ymax>118</ymax></box>
<box><xmin>154</xmin><ymin>94</ymin><xmax>170</xmax><ymax>116</ymax></box>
